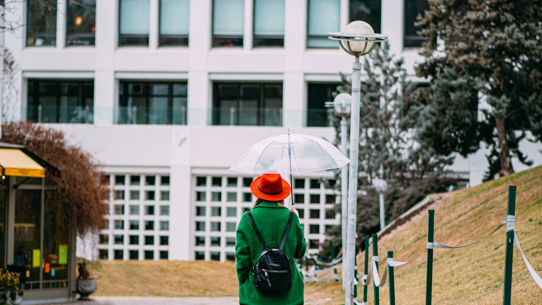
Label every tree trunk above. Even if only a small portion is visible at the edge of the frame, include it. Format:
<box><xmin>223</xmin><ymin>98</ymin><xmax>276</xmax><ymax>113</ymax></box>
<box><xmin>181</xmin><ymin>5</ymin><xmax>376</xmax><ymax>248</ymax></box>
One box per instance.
<box><xmin>495</xmin><ymin>116</ymin><xmax>514</xmax><ymax>176</ymax></box>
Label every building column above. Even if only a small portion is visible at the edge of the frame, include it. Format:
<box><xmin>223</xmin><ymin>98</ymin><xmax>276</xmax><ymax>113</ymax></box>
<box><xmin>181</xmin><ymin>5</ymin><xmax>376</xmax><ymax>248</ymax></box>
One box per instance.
<box><xmin>150</xmin><ymin>0</ymin><xmax>159</xmax><ymax>49</ymax></box>
<box><xmin>56</xmin><ymin>0</ymin><xmax>67</xmax><ymax>49</ymax></box>
<box><xmin>382</xmin><ymin>0</ymin><xmax>404</xmax><ymax>54</ymax></box>
<box><xmin>6</xmin><ymin>177</ymin><xmax>15</xmax><ymax>265</ymax></box>
<box><xmin>243</xmin><ymin>0</ymin><xmax>253</xmax><ymax>51</ymax></box>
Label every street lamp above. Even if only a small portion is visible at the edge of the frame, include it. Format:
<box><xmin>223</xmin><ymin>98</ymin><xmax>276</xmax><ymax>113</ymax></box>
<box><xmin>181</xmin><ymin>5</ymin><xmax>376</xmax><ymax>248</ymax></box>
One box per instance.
<box><xmin>329</xmin><ymin>21</ymin><xmax>387</xmax><ymax>305</ymax></box>
<box><xmin>326</xmin><ymin>93</ymin><xmax>352</xmax><ymax>287</ymax></box>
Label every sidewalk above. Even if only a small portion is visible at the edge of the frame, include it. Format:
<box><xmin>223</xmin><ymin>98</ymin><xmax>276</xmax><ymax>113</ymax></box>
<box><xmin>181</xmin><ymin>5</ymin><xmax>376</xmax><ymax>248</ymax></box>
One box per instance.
<box><xmin>42</xmin><ymin>296</ymin><xmax>239</xmax><ymax>305</ymax></box>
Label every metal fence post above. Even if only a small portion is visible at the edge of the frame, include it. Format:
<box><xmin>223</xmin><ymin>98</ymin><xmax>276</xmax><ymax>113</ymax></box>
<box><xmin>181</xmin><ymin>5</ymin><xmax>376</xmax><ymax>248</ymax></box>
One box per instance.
<box><xmin>330</xmin><ymin>241</ymin><xmax>339</xmax><ymax>281</ymax></box>
<box><xmin>373</xmin><ymin>234</ymin><xmax>379</xmax><ymax>305</ymax></box>
<box><xmin>363</xmin><ymin>235</ymin><xmax>369</xmax><ymax>304</ymax></box>
<box><xmin>388</xmin><ymin>251</ymin><xmax>395</xmax><ymax>305</ymax></box>
<box><xmin>426</xmin><ymin>210</ymin><xmax>435</xmax><ymax>305</ymax></box>
<box><xmin>503</xmin><ymin>186</ymin><xmax>516</xmax><ymax>305</ymax></box>
<box><xmin>353</xmin><ymin>246</ymin><xmax>358</xmax><ymax>300</ymax></box>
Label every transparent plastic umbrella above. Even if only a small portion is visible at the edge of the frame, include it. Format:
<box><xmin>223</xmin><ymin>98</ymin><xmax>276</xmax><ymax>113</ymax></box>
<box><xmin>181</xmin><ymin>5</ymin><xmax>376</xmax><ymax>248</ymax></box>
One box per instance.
<box><xmin>229</xmin><ymin>132</ymin><xmax>350</xmax><ymax>204</ymax></box>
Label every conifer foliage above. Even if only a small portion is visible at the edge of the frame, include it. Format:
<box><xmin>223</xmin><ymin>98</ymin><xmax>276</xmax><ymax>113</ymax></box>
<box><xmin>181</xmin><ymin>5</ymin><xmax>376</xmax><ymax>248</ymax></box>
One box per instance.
<box><xmin>416</xmin><ymin>0</ymin><xmax>542</xmax><ymax>180</ymax></box>
<box><xmin>324</xmin><ymin>43</ymin><xmax>452</xmax><ymax>254</ymax></box>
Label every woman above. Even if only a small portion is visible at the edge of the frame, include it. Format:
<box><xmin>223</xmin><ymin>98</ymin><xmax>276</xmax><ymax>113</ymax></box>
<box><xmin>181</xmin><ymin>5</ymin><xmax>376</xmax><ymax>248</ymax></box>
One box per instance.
<box><xmin>235</xmin><ymin>173</ymin><xmax>307</xmax><ymax>305</ymax></box>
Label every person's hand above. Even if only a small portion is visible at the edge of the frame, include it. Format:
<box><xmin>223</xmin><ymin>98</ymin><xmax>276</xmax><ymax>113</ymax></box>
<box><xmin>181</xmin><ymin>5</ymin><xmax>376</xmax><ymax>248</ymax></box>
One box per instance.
<box><xmin>290</xmin><ymin>206</ymin><xmax>299</xmax><ymax>217</ymax></box>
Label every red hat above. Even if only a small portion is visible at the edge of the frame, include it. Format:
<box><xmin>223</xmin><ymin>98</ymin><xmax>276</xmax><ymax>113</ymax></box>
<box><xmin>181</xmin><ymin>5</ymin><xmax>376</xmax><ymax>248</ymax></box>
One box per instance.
<box><xmin>250</xmin><ymin>173</ymin><xmax>291</xmax><ymax>201</ymax></box>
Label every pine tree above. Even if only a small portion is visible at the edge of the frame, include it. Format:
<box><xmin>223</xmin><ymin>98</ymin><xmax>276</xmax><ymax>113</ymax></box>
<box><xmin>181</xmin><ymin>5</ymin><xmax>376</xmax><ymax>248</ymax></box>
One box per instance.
<box><xmin>323</xmin><ymin>43</ymin><xmax>452</xmax><ymax>254</ymax></box>
<box><xmin>416</xmin><ymin>0</ymin><xmax>542</xmax><ymax>179</ymax></box>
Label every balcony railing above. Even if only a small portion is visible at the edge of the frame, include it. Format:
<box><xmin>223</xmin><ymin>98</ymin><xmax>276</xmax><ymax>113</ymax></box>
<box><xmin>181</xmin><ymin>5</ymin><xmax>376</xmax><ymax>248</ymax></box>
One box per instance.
<box><xmin>116</xmin><ymin>106</ymin><xmax>187</xmax><ymax>125</ymax></box>
<box><xmin>27</xmin><ymin>105</ymin><xmax>94</xmax><ymax>124</ymax></box>
<box><xmin>211</xmin><ymin>107</ymin><xmax>282</xmax><ymax>126</ymax></box>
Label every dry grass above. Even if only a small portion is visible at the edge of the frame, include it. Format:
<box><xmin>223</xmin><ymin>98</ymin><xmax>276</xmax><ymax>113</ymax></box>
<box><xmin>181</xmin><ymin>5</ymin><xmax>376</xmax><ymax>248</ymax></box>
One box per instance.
<box><xmin>89</xmin><ymin>260</ymin><xmax>238</xmax><ymax>297</ymax></box>
<box><xmin>349</xmin><ymin>165</ymin><xmax>542</xmax><ymax>305</ymax></box>
<box><xmin>89</xmin><ymin>166</ymin><xmax>542</xmax><ymax>304</ymax></box>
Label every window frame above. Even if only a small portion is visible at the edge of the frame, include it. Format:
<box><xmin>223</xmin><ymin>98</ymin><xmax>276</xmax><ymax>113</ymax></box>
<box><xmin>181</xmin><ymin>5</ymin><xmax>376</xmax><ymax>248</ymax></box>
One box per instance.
<box><xmin>118</xmin><ymin>0</ymin><xmax>150</xmax><ymax>46</ymax></box>
<box><xmin>158</xmin><ymin>0</ymin><xmax>190</xmax><ymax>46</ymax></box>
<box><xmin>66</xmin><ymin>0</ymin><xmax>97</xmax><ymax>46</ymax></box>
<box><xmin>212</xmin><ymin>82</ymin><xmax>283</xmax><ymax>126</ymax></box>
<box><xmin>252</xmin><ymin>0</ymin><xmax>285</xmax><ymax>48</ymax></box>
<box><xmin>306</xmin><ymin>0</ymin><xmax>340</xmax><ymax>49</ymax></box>
<box><xmin>117</xmin><ymin>81</ymin><xmax>188</xmax><ymax>125</ymax></box>
<box><xmin>211</xmin><ymin>0</ymin><xmax>244</xmax><ymax>47</ymax></box>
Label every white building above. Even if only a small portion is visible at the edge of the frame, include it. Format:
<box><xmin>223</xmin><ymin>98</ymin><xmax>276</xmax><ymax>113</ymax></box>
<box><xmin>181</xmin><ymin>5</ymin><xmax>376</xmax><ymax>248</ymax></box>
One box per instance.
<box><xmin>3</xmin><ymin>0</ymin><xmax>541</xmax><ymax>262</ymax></box>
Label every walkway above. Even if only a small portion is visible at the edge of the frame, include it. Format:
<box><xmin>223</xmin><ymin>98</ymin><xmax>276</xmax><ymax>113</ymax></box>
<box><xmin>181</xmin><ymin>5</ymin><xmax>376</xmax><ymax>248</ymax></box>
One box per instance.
<box><xmin>40</xmin><ymin>296</ymin><xmax>238</xmax><ymax>305</ymax></box>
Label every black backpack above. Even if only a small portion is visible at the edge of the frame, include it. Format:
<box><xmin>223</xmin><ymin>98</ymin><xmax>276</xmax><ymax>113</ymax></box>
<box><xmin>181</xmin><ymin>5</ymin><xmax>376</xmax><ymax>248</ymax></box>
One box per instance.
<box><xmin>247</xmin><ymin>210</ymin><xmax>294</xmax><ymax>294</ymax></box>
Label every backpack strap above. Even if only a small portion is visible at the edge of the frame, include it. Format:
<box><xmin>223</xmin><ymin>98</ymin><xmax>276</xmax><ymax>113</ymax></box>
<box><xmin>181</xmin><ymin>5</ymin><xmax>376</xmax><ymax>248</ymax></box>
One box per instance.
<box><xmin>279</xmin><ymin>212</ymin><xmax>295</xmax><ymax>251</ymax></box>
<box><xmin>247</xmin><ymin>211</ymin><xmax>266</xmax><ymax>247</ymax></box>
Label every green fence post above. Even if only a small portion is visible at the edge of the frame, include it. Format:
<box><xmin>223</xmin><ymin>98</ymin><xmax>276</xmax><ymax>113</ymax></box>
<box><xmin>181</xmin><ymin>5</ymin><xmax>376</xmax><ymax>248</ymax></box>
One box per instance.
<box><xmin>426</xmin><ymin>210</ymin><xmax>435</xmax><ymax>305</ymax></box>
<box><xmin>363</xmin><ymin>235</ymin><xmax>369</xmax><ymax>304</ymax></box>
<box><xmin>305</xmin><ymin>256</ymin><xmax>309</xmax><ymax>281</ymax></box>
<box><xmin>503</xmin><ymin>185</ymin><xmax>516</xmax><ymax>305</ymax></box>
<box><xmin>330</xmin><ymin>241</ymin><xmax>339</xmax><ymax>282</ymax></box>
<box><xmin>354</xmin><ymin>246</ymin><xmax>358</xmax><ymax>300</ymax></box>
<box><xmin>373</xmin><ymin>234</ymin><xmax>379</xmax><ymax>305</ymax></box>
<box><xmin>388</xmin><ymin>251</ymin><xmax>395</xmax><ymax>305</ymax></box>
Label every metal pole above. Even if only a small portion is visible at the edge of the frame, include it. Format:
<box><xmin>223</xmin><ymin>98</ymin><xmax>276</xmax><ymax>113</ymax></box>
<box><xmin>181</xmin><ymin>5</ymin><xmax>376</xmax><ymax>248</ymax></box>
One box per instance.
<box><xmin>379</xmin><ymin>191</ymin><xmax>385</xmax><ymax>230</ymax></box>
<box><xmin>503</xmin><ymin>186</ymin><xmax>516</xmax><ymax>305</ymax></box>
<box><xmin>340</xmin><ymin>117</ymin><xmax>348</xmax><ymax>287</ymax></box>
<box><xmin>345</xmin><ymin>56</ymin><xmax>361</xmax><ymax>305</ymax></box>
<box><xmin>330</xmin><ymin>241</ymin><xmax>339</xmax><ymax>281</ymax></box>
<box><xmin>426</xmin><ymin>210</ymin><xmax>435</xmax><ymax>305</ymax></box>
<box><xmin>363</xmin><ymin>235</ymin><xmax>369</xmax><ymax>304</ymax></box>
<box><xmin>353</xmin><ymin>246</ymin><xmax>358</xmax><ymax>301</ymax></box>
<box><xmin>388</xmin><ymin>251</ymin><xmax>396</xmax><ymax>305</ymax></box>
<box><xmin>373</xmin><ymin>234</ymin><xmax>379</xmax><ymax>305</ymax></box>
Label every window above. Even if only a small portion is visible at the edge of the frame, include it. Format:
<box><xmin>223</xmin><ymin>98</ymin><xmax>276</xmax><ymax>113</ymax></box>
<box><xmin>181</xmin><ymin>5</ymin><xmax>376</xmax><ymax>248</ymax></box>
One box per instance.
<box><xmin>145</xmin><ymin>236</ymin><xmax>154</xmax><ymax>245</ymax></box>
<box><xmin>159</xmin><ymin>0</ymin><xmax>189</xmax><ymax>46</ymax></box>
<box><xmin>195</xmin><ymin>236</ymin><xmax>205</xmax><ymax>246</ymax></box>
<box><xmin>145</xmin><ymin>220</ymin><xmax>155</xmax><ymax>230</ymax></box>
<box><xmin>146</xmin><ymin>176</ymin><xmax>156</xmax><ymax>185</ymax></box>
<box><xmin>211</xmin><ymin>177</ymin><xmax>222</xmax><ymax>186</ymax></box>
<box><xmin>119</xmin><ymin>0</ymin><xmax>150</xmax><ymax>46</ymax></box>
<box><xmin>129</xmin><ymin>205</ymin><xmax>140</xmax><ymax>216</ymax></box>
<box><xmin>99</xmin><ymin>234</ymin><xmax>109</xmax><ymax>244</ymax></box>
<box><xmin>196</xmin><ymin>206</ymin><xmax>206</xmax><ymax>216</ymax></box>
<box><xmin>130</xmin><ymin>175</ymin><xmax>141</xmax><ymax>185</ymax></box>
<box><xmin>26</xmin><ymin>0</ymin><xmax>57</xmax><ymax>46</ymax></box>
<box><xmin>160</xmin><ymin>236</ymin><xmax>169</xmax><ymax>246</ymax></box>
<box><xmin>210</xmin><ymin>252</ymin><xmax>220</xmax><ymax>261</ymax></box>
<box><xmin>114</xmin><ymin>250</ymin><xmax>124</xmax><ymax>260</ymax></box>
<box><xmin>99</xmin><ymin>249</ymin><xmax>108</xmax><ymax>259</ymax></box>
<box><xmin>195</xmin><ymin>251</ymin><xmax>205</xmax><ymax>260</ymax></box>
<box><xmin>226</xmin><ymin>207</ymin><xmax>237</xmax><ymax>217</ymax></box>
<box><xmin>130</xmin><ymin>190</ymin><xmax>140</xmax><ymax>200</ymax></box>
<box><xmin>118</xmin><ymin>82</ymin><xmax>188</xmax><ymax>125</ymax></box>
<box><xmin>114</xmin><ymin>235</ymin><xmax>124</xmax><ymax>244</ymax></box>
<box><xmin>196</xmin><ymin>176</ymin><xmax>207</xmax><ymax>186</ymax></box>
<box><xmin>210</xmin><ymin>236</ymin><xmax>220</xmax><ymax>246</ymax></box>
<box><xmin>307</xmin><ymin>0</ymin><xmax>339</xmax><ymax>48</ymax></box>
<box><xmin>307</xmin><ymin>83</ymin><xmax>338</xmax><ymax>127</ymax></box>
<box><xmin>160</xmin><ymin>251</ymin><xmax>169</xmax><ymax>259</ymax></box>
<box><xmin>145</xmin><ymin>205</ymin><xmax>155</xmax><ymax>215</ymax></box>
<box><xmin>160</xmin><ymin>191</ymin><xmax>170</xmax><ymax>201</ymax></box>
<box><xmin>129</xmin><ymin>250</ymin><xmax>139</xmax><ymax>259</ymax></box>
<box><xmin>114</xmin><ymin>205</ymin><xmax>125</xmax><ymax>215</ymax></box>
<box><xmin>211</xmin><ymin>206</ymin><xmax>221</xmax><ymax>217</ymax></box>
<box><xmin>160</xmin><ymin>205</ymin><xmax>170</xmax><ymax>216</ymax></box>
<box><xmin>27</xmin><ymin>80</ymin><xmax>94</xmax><ymax>124</ymax></box>
<box><xmin>160</xmin><ymin>176</ymin><xmax>170</xmax><ymax>185</ymax></box>
<box><xmin>160</xmin><ymin>221</ymin><xmax>169</xmax><ymax>231</ymax></box>
<box><xmin>253</xmin><ymin>0</ymin><xmax>284</xmax><ymax>47</ymax></box>
<box><xmin>404</xmin><ymin>0</ymin><xmax>429</xmax><ymax>48</ymax></box>
<box><xmin>349</xmin><ymin>0</ymin><xmax>381</xmax><ymax>34</ymax></box>
<box><xmin>212</xmin><ymin>83</ymin><xmax>283</xmax><ymax>126</ymax></box>
<box><xmin>66</xmin><ymin>0</ymin><xmax>96</xmax><ymax>46</ymax></box>
<box><xmin>114</xmin><ymin>220</ymin><xmax>124</xmax><ymax>230</ymax></box>
<box><xmin>145</xmin><ymin>191</ymin><xmax>155</xmax><ymax>200</ymax></box>
<box><xmin>129</xmin><ymin>235</ymin><xmax>139</xmax><ymax>245</ymax></box>
<box><xmin>212</xmin><ymin>0</ymin><xmax>244</xmax><ymax>47</ymax></box>
<box><xmin>144</xmin><ymin>250</ymin><xmax>154</xmax><ymax>259</ymax></box>
<box><xmin>129</xmin><ymin>220</ymin><xmax>140</xmax><ymax>230</ymax></box>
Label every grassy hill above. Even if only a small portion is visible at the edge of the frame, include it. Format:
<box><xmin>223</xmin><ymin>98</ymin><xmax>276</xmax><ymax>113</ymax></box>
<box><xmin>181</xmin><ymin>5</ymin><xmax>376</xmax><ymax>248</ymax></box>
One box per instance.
<box><xmin>89</xmin><ymin>165</ymin><xmax>541</xmax><ymax>304</ymax></box>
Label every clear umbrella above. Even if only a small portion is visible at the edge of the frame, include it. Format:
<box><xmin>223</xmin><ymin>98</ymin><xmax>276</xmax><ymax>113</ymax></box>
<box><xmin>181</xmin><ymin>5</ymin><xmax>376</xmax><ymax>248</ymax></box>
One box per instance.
<box><xmin>229</xmin><ymin>131</ymin><xmax>349</xmax><ymax>204</ymax></box>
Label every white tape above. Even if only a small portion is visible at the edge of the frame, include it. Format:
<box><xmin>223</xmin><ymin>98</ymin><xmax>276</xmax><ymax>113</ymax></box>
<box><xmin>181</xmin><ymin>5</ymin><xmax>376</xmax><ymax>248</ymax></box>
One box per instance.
<box><xmin>372</xmin><ymin>256</ymin><xmax>379</xmax><ymax>262</ymax></box>
<box><xmin>506</xmin><ymin>215</ymin><xmax>516</xmax><ymax>232</ymax></box>
<box><xmin>514</xmin><ymin>233</ymin><xmax>542</xmax><ymax>289</ymax></box>
<box><xmin>387</xmin><ymin>258</ymin><xmax>408</xmax><ymax>267</ymax></box>
<box><xmin>427</xmin><ymin>242</ymin><xmax>434</xmax><ymax>249</ymax></box>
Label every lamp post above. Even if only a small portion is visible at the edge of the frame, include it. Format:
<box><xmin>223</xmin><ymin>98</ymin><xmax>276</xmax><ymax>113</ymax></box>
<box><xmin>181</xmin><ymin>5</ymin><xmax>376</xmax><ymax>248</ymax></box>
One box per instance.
<box><xmin>326</xmin><ymin>93</ymin><xmax>352</xmax><ymax>287</ymax></box>
<box><xmin>329</xmin><ymin>21</ymin><xmax>387</xmax><ymax>305</ymax></box>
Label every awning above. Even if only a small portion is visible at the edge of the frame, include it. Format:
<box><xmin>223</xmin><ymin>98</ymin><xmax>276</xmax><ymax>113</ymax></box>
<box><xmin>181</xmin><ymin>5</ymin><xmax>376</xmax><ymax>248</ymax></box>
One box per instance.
<box><xmin>0</xmin><ymin>148</ymin><xmax>45</xmax><ymax>178</ymax></box>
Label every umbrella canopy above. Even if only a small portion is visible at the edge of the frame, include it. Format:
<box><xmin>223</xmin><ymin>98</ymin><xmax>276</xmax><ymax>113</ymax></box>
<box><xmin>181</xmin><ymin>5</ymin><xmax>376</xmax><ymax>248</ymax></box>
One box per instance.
<box><xmin>229</xmin><ymin>133</ymin><xmax>349</xmax><ymax>175</ymax></box>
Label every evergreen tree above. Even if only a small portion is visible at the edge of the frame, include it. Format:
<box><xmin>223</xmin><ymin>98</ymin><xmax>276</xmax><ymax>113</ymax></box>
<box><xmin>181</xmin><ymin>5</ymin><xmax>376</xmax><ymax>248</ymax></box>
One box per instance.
<box><xmin>416</xmin><ymin>0</ymin><xmax>542</xmax><ymax>179</ymax></box>
<box><xmin>323</xmin><ymin>43</ymin><xmax>452</xmax><ymax>255</ymax></box>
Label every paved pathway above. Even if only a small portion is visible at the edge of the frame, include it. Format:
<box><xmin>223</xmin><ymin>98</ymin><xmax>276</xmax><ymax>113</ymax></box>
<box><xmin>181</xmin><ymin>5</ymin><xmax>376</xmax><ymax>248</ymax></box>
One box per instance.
<box><xmin>41</xmin><ymin>296</ymin><xmax>239</xmax><ymax>305</ymax></box>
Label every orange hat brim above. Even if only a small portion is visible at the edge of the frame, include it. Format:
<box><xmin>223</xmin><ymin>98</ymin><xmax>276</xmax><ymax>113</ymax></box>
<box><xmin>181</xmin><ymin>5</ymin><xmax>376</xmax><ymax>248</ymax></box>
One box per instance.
<box><xmin>250</xmin><ymin>176</ymin><xmax>291</xmax><ymax>202</ymax></box>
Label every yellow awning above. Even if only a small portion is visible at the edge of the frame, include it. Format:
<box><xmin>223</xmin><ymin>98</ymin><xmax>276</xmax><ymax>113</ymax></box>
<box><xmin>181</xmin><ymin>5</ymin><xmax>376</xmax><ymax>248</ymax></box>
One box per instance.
<box><xmin>0</xmin><ymin>148</ymin><xmax>45</xmax><ymax>178</ymax></box>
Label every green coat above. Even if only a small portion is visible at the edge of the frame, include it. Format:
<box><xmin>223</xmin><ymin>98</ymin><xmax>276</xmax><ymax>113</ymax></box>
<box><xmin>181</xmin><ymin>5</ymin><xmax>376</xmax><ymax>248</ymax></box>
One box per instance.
<box><xmin>235</xmin><ymin>201</ymin><xmax>307</xmax><ymax>305</ymax></box>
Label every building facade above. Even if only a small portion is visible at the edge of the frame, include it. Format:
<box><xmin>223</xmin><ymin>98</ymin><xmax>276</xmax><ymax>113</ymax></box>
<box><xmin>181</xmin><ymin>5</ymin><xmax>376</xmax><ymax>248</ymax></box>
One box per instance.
<box><xmin>4</xmin><ymin>0</ymin><xmax>541</xmax><ymax>261</ymax></box>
